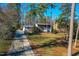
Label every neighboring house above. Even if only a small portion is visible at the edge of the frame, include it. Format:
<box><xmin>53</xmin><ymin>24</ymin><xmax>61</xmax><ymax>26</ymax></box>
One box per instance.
<box><xmin>53</xmin><ymin>21</ymin><xmax>59</xmax><ymax>31</ymax></box>
<box><xmin>23</xmin><ymin>21</ymin><xmax>66</xmax><ymax>33</ymax></box>
<box><xmin>23</xmin><ymin>25</ymin><xmax>33</xmax><ymax>33</ymax></box>
<box><xmin>23</xmin><ymin>23</ymin><xmax>52</xmax><ymax>33</ymax></box>
<box><xmin>53</xmin><ymin>21</ymin><xmax>67</xmax><ymax>33</ymax></box>
<box><xmin>35</xmin><ymin>23</ymin><xmax>51</xmax><ymax>32</ymax></box>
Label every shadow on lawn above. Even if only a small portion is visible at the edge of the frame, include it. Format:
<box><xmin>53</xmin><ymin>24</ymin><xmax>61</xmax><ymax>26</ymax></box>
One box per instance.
<box><xmin>27</xmin><ymin>33</ymin><xmax>41</xmax><ymax>36</ymax></box>
<box><xmin>0</xmin><ymin>46</ymin><xmax>33</xmax><ymax>56</ymax></box>
<box><xmin>31</xmin><ymin>39</ymin><xmax>68</xmax><ymax>49</ymax></box>
<box><xmin>0</xmin><ymin>39</ymin><xmax>68</xmax><ymax>56</ymax></box>
<box><xmin>72</xmin><ymin>51</ymin><xmax>79</xmax><ymax>56</ymax></box>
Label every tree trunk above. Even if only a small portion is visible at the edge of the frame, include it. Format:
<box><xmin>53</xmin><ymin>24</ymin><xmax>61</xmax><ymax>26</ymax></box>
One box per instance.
<box><xmin>68</xmin><ymin>3</ymin><xmax>75</xmax><ymax>56</ymax></box>
<box><xmin>74</xmin><ymin>23</ymin><xmax>79</xmax><ymax>48</ymax></box>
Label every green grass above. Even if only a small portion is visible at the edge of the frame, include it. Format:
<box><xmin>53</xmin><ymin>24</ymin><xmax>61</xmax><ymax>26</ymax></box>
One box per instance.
<box><xmin>28</xmin><ymin>33</ymin><xmax>68</xmax><ymax>44</ymax></box>
<box><xmin>28</xmin><ymin>33</ymin><xmax>68</xmax><ymax>56</ymax></box>
<box><xmin>0</xmin><ymin>39</ymin><xmax>13</xmax><ymax>53</ymax></box>
<box><xmin>32</xmin><ymin>44</ymin><xmax>67</xmax><ymax>56</ymax></box>
<box><xmin>29</xmin><ymin>33</ymin><xmax>79</xmax><ymax>56</ymax></box>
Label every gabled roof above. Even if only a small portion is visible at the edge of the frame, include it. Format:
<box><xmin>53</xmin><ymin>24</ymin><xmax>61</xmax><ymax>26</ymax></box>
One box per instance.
<box><xmin>36</xmin><ymin>23</ymin><xmax>51</xmax><ymax>25</ymax></box>
<box><xmin>24</xmin><ymin>25</ymin><xmax>33</xmax><ymax>27</ymax></box>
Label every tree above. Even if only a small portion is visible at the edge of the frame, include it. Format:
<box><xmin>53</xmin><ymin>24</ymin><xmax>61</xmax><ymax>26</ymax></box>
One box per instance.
<box><xmin>73</xmin><ymin>22</ymin><xmax>79</xmax><ymax>48</ymax></box>
<box><xmin>68</xmin><ymin>3</ymin><xmax>75</xmax><ymax>56</ymax></box>
<box><xmin>26</xmin><ymin>3</ymin><xmax>55</xmax><ymax>24</ymax></box>
<box><xmin>0</xmin><ymin>3</ymin><xmax>21</xmax><ymax>40</ymax></box>
<box><xmin>8</xmin><ymin>3</ymin><xmax>21</xmax><ymax>25</ymax></box>
<box><xmin>56</xmin><ymin>3</ymin><xmax>71</xmax><ymax>33</ymax></box>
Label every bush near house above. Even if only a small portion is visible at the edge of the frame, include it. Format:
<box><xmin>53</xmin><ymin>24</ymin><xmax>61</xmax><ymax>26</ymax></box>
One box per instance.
<box><xmin>51</xmin><ymin>27</ymin><xmax>58</xmax><ymax>34</ymax></box>
<box><xmin>32</xmin><ymin>25</ymin><xmax>40</xmax><ymax>33</ymax></box>
<box><xmin>52</xmin><ymin>29</ymin><xmax>58</xmax><ymax>34</ymax></box>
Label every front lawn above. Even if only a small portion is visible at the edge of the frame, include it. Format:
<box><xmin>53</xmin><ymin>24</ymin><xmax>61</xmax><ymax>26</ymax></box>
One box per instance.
<box><xmin>28</xmin><ymin>33</ymin><xmax>79</xmax><ymax>56</ymax></box>
<box><xmin>0</xmin><ymin>39</ymin><xmax>13</xmax><ymax>53</ymax></box>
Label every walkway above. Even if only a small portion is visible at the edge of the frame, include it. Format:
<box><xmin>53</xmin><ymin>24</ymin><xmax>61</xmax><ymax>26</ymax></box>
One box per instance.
<box><xmin>7</xmin><ymin>29</ymin><xmax>34</xmax><ymax>56</ymax></box>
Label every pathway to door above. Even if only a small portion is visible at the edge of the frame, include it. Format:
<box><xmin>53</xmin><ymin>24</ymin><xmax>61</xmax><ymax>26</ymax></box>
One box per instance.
<box><xmin>7</xmin><ymin>29</ymin><xmax>34</xmax><ymax>56</ymax></box>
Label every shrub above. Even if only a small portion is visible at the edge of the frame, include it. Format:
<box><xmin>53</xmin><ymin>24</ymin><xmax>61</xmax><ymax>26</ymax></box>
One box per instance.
<box><xmin>51</xmin><ymin>27</ymin><xmax>58</xmax><ymax>34</ymax></box>
<box><xmin>32</xmin><ymin>25</ymin><xmax>42</xmax><ymax>34</ymax></box>
<box><xmin>53</xmin><ymin>29</ymin><xmax>58</xmax><ymax>34</ymax></box>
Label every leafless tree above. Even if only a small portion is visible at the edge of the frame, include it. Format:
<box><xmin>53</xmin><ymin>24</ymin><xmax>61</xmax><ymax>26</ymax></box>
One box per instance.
<box><xmin>68</xmin><ymin>3</ymin><xmax>75</xmax><ymax>56</ymax></box>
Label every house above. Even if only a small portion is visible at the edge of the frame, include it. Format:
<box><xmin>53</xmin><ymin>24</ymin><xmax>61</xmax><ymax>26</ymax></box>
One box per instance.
<box><xmin>53</xmin><ymin>21</ymin><xmax>67</xmax><ymax>33</ymax></box>
<box><xmin>53</xmin><ymin>21</ymin><xmax>59</xmax><ymax>31</ymax></box>
<box><xmin>23</xmin><ymin>20</ymin><xmax>67</xmax><ymax>33</ymax></box>
<box><xmin>23</xmin><ymin>25</ymin><xmax>33</xmax><ymax>33</ymax></box>
<box><xmin>23</xmin><ymin>23</ymin><xmax>52</xmax><ymax>33</ymax></box>
<box><xmin>35</xmin><ymin>23</ymin><xmax>51</xmax><ymax>32</ymax></box>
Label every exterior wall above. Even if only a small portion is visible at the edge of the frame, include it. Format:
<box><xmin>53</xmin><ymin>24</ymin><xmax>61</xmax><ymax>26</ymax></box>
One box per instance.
<box><xmin>53</xmin><ymin>22</ymin><xmax>59</xmax><ymax>31</ymax></box>
<box><xmin>53</xmin><ymin>22</ymin><xmax>66</xmax><ymax>33</ymax></box>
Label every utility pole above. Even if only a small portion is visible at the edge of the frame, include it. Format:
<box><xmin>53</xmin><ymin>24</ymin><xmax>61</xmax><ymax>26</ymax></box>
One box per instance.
<box><xmin>74</xmin><ymin>22</ymin><xmax>79</xmax><ymax>48</ymax></box>
<box><xmin>68</xmin><ymin>3</ymin><xmax>75</xmax><ymax>56</ymax></box>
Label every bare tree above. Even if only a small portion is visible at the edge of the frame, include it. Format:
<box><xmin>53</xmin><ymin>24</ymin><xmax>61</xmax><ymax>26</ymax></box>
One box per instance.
<box><xmin>74</xmin><ymin>22</ymin><xmax>79</xmax><ymax>48</ymax></box>
<box><xmin>68</xmin><ymin>3</ymin><xmax>75</xmax><ymax>56</ymax></box>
